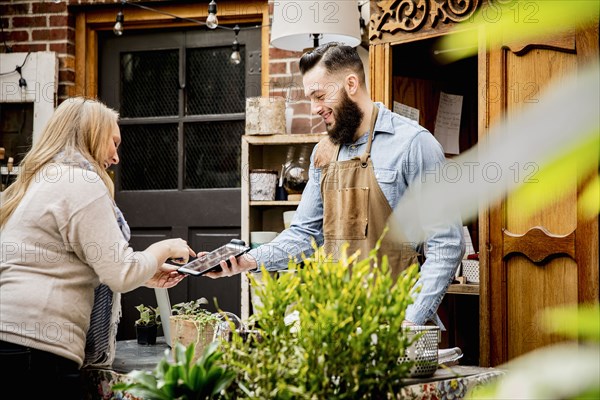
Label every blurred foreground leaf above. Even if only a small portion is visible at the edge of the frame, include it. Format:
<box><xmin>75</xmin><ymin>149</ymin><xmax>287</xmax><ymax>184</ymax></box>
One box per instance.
<box><xmin>541</xmin><ymin>303</ymin><xmax>600</xmax><ymax>342</ymax></box>
<box><xmin>439</xmin><ymin>0</ymin><xmax>600</xmax><ymax>64</ymax></box>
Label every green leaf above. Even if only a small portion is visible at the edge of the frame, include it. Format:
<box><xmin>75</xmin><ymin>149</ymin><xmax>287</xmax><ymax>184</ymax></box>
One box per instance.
<box><xmin>438</xmin><ymin>1</ymin><xmax>600</xmax><ymax>64</ymax></box>
<box><xmin>540</xmin><ymin>303</ymin><xmax>600</xmax><ymax>342</ymax></box>
<box><xmin>510</xmin><ymin>132</ymin><xmax>599</xmax><ymax>218</ymax></box>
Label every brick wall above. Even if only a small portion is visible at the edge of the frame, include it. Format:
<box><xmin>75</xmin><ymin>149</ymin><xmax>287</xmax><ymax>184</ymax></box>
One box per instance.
<box><xmin>0</xmin><ymin>0</ymin><xmax>333</xmax><ymax>132</ymax></box>
<box><xmin>0</xmin><ymin>1</ymin><xmax>99</xmax><ymax>100</ymax></box>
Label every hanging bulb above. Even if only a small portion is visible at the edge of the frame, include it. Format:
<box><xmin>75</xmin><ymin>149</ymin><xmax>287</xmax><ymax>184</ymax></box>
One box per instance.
<box><xmin>113</xmin><ymin>11</ymin><xmax>124</xmax><ymax>36</ymax></box>
<box><xmin>230</xmin><ymin>25</ymin><xmax>241</xmax><ymax>65</ymax></box>
<box><xmin>16</xmin><ymin>66</ymin><xmax>26</xmax><ymax>88</ymax></box>
<box><xmin>230</xmin><ymin>39</ymin><xmax>241</xmax><ymax>65</ymax></box>
<box><xmin>360</xmin><ymin>16</ymin><xmax>366</xmax><ymax>36</ymax></box>
<box><xmin>206</xmin><ymin>0</ymin><xmax>218</xmax><ymax>29</ymax></box>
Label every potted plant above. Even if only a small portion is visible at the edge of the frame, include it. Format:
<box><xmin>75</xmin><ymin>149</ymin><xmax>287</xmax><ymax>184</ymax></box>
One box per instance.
<box><xmin>112</xmin><ymin>341</ymin><xmax>235</xmax><ymax>399</ymax></box>
<box><xmin>134</xmin><ymin>304</ymin><xmax>160</xmax><ymax>345</ymax></box>
<box><xmin>221</xmin><ymin>237</ymin><xmax>424</xmax><ymax>399</ymax></box>
<box><xmin>169</xmin><ymin>298</ymin><xmax>223</xmax><ymax>362</ymax></box>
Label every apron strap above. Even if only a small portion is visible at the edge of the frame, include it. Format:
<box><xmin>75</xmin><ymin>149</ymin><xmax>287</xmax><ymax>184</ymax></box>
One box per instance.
<box><xmin>359</xmin><ymin>103</ymin><xmax>379</xmax><ymax>167</ymax></box>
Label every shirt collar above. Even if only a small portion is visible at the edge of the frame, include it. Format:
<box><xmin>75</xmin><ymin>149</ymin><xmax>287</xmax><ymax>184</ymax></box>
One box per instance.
<box><xmin>373</xmin><ymin>102</ymin><xmax>395</xmax><ymax>135</ymax></box>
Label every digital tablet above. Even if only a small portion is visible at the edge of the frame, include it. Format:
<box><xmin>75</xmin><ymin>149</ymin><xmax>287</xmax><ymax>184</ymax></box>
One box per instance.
<box><xmin>177</xmin><ymin>239</ymin><xmax>250</xmax><ymax>276</ymax></box>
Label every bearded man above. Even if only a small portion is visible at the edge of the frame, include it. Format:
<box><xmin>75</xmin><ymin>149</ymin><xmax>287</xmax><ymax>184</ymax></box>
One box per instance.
<box><xmin>207</xmin><ymin>42</ymin><xmax>464</xmax><ymax>327</ymax></box>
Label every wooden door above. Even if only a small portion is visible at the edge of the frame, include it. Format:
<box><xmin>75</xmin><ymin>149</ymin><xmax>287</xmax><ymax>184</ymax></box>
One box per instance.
<box><xmin>99</xmin><ymin>28</ymin><xmax>261</xmax><ymax>340</ymax></box>
<box><xmin>481</xmin><ymin>26</ymin><xmax>599</xmax><ymax>366</ymax></box>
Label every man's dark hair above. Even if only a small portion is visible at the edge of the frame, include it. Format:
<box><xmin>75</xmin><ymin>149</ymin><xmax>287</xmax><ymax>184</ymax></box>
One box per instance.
<box><xmin>299</xmin><ymin>42</ymin><xmax>365</xmax><ymax>84</ymax></box>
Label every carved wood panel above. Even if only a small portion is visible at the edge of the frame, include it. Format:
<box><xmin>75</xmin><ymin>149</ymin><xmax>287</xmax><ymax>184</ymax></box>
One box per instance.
<box><xmin>370</xmin><ymin>0</ymin><xmax>482</xmax><ymax>43</ymax></box>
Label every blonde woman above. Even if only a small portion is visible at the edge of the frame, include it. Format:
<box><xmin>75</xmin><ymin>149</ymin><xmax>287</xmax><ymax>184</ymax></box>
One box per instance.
<box><xmin>0</xmin><ymin>97</ymin><xmax>194</xmax><ymax>399</ymax></box>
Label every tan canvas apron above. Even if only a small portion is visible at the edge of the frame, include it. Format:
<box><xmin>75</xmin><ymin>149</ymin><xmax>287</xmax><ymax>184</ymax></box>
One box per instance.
<box><xmin>317</xmin><ymin>104</ymin><xmax>419</xmax><ymax>280</ymax></box>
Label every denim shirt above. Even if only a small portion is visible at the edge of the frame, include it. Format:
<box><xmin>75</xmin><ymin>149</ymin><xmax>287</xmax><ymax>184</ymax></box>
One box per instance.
<box><xmin>250</xmin><ymin>102</ymin><xmax>465</xmax><ymax>325</ymax></box>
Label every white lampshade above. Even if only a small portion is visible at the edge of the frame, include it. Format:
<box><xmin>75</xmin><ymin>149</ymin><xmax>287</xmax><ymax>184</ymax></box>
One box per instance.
<box><xmin>271</xmin><ymin>1</ymin><xmax>362</xmax><ymax>51</ymax></box>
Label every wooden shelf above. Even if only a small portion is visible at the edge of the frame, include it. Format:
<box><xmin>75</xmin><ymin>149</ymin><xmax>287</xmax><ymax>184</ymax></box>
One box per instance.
<box><xmin>447</xmin><ymin>284</ymin><xmax>479</xmax><ymax>295</ymax></box>
<box><xmin>250</xmin><ymin>200</ymin><xmax>301</xmax><ymax>206</ymax></box>
<box><xmin>243</xmin><ymin>133</ymin><xmax>325</xmax><ymax>145</ymax></box>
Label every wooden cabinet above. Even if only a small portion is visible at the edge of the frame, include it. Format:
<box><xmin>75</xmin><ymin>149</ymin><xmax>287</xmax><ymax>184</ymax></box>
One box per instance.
<box><xmin>482</xmin><ymin>26</ymin><xmax>599</xmax><ymax>366</ymax></box>
<box><xmin>240</xmin><ymin>133</ymin><xmax>324</xmax><ymax>319</ymax></box>
<box><xmin>369</xmin><ymin>1</ymin><xmax>599</xmax><ymax>366</ymax></box>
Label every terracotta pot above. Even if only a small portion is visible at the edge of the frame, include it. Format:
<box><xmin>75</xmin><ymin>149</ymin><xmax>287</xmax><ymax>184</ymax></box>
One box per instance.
<box><xmin>169</xmin><ymin>316</ymin><xmax>215</xmax><ymax>361</ymax></box>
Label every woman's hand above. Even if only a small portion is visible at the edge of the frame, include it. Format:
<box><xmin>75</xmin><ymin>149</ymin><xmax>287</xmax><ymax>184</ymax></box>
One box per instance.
<box><xmin>145</xmin><ymin>263</ymin><xmax>186</xmax><ymax>288</ymax></box>
<box><xmin>145</xmin><ymin>238</ymin><xmax>196</xmax><ymax>266</ymax></box>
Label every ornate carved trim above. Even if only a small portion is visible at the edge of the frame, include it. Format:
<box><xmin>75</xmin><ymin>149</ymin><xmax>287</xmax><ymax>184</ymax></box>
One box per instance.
<box><xmin>370</xmin><ymin>0</ymin><xmax>481</xmax><ymax>39</ymax></box>
<box><xmin>502</xmin><ymin>226</ymin><xmax>576</xmax><ymax>264</ymax></box>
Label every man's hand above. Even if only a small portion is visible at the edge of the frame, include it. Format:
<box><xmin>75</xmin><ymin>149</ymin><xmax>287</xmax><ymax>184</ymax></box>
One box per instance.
<box><xmin>205</xmin><ymin>252</ymin><xmax>258</xmax><ymax>279</ymax></box>
<box><xmin>145</xmin><ymin>263</ymin><xmax>186</xmax><ymax>288</ymax></box>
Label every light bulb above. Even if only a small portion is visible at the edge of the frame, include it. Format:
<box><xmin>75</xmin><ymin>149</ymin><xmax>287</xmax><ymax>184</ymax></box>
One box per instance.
<box><xmin>206</xmin><ymin>0</ymin><xmax>218</xmax><ymax>29</ymax></box>
<box><xmin>230</xmin><ymin>26</ymin><xmax>241</xmax><ymax>65</ymax></box>
<box><xmin>53</xmin><ymin>0</ymin><xmax>61</xmax><ymax>3</ymax></box>
<box><xmin>230</xmin><ymin>49</ymin><xmax>241</xmax><ymax>65</ymax></box>
<box><xmin>113</xmin><ymin>11</ymin><xmax>124</xmax><ymax>36</ymax></box>
<box><xmin>206</xmin><ymin>13</ymin><xmax>218</xmax><ymax>29</ymax></box>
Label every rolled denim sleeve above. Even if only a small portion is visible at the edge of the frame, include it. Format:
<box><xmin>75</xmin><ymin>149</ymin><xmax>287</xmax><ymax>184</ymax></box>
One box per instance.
<box><xmin>402</xmin><ymin>131</ymin><xmax>465</xmax><ymax>325</ymax></box>
<box><xmin>249</xmin><ymin>151</ymin><xmax>324</xmax><ymax>271</ymax></box>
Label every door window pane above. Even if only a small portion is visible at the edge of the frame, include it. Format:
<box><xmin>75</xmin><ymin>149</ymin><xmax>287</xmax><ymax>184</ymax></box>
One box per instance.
<box><xmin>184</xmin><ymin>121</ymin><xmax>244</xmax><ymax>188</ymax></box>
<box><xmin>120</xmin><ymin>50</ymin><xmax>179</xmax><ymax>117</ymax></box>
<box><xmin>119</xmin><ymin>124</ymin><xmax>178</xmax><ymax>190</ymax></box>
<box><xmin>186</xmin><ymin>46</ymin><xmax>246</xmax><ymax>115</ymax></box>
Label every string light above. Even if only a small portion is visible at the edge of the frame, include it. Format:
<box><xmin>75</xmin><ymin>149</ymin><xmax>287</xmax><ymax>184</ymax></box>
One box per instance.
<box><xmin>0</xmin><ymin>52</ymin><xmax>30</xmax><ymax>89</ymax></box>
<box><xmin>230</xmin><ymin>25</ymin><xmax>241</xmax><ymax>65</ymax></box>
<box><xmin>358</xmin><ymin>1</ymin><xmax>367</xmax><ymax>36</ymax></box>
<box><xmin>206</xmin><ymin>0</ymin><xmax>218</xmax><ymax>29</ymax></box>
<box><xmin>113</xmin><ymin>10</ymin><xmax>124</xmax><ymax>36</ymax></box>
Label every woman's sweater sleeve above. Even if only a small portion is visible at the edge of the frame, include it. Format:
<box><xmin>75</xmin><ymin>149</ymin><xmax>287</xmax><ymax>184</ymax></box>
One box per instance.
<box><xmin>65</xmin><ymin>189</ymin><xmax>157</xmax><ymax>293</ymax></box>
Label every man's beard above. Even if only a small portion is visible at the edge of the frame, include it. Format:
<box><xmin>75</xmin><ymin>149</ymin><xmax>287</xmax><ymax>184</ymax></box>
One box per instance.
<box><xmin>326</xmin><ymin>90</ymin><xmax>364</xmax><ymax>145</ymax></box>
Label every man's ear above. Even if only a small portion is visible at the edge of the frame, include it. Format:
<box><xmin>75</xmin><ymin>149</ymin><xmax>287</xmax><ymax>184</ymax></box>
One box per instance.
<box><xmin>345</xmin><ymin>73</ymin><xmax>360</xmax><ymax>96</ymax></box>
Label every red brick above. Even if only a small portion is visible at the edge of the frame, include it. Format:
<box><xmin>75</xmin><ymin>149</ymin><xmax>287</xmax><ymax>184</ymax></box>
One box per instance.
<box><xmin>291</xmin><ymin>117</ymin><xmax>313</xmax><ymax>133</ymax></box>
<box><xmin>59</xmin><ymin>69</ymin><xmax>76</xmax><ymax>83</ymax></box>
<box><xmin>59</xmin><ymin>55</ymin><xmax>75</xmax><ymax>70</ymax></box>
<box><xmin>286</xmin><ymin>87</ymin><xmax>307</xmax><ymax>103</ymax></box>
<box><xmin>5</xmin><ymin>30</ymin><xmax>30</xmax><ymax>43</ymax></box>
<box><xmin>49</xmin><ymin>15</ymin><xmax>69</xmax><ymax>27</ymax></box>
<box><xmin>32</xmin><ymin>2</ymin><xmax>67</xmax><ymax>14</ymax></box>
<box><xmin>270</xmin><ymin>61</ymin><xmax>287</xmax><ymax>75</ymax></box>
<box><xmin>0</xmin><ymin>3</ymin><xmax>30</xmax><ymax>16</ymax></box>
<box><xmin>49</xmin><ymin>42</ymin><xmax>75</xmax><ymax>55</ymax></box>
<box><xmin>13</xmin><ymin>16</ymin><xmax>47</xmax><ymax>28</ymax></box>
<box><xmin>290</xmin><ymin>61</ymin><xmax>300</xmax><ymax>74</ymax></box>
<box><xmin>11</xmin><ymin>44</ymin><xmax>47</xmax><ymax>52</ymax></box>
<box><xmin>57</xmin><ymin>84</ymin><xmax>71</xmax><ymax>100</ymax></box>
<box><xmin>289</xmin><ymin>101</ymin><xmax>311</xmax><ymax>116</ymax></box>
<box><xmin>33</xmin><ymin>28</ymin><xmax>68</xmax><ymax>41</ymax></box>
<box><xmin>270</xmin><ymin>47</ymin><xmax>303</xmax><ymax>60</ymax></box>
<box><xmin>67</xmin><ymin>27</ymin><xmax>75</xmax><ymax>42</ymax></box>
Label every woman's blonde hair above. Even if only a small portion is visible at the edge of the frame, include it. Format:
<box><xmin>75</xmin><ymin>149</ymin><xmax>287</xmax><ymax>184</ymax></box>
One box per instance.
<box><xmin>1</xmin><ymin>97</ymin><xmax>119</xmax><ymax>227</ymax></box>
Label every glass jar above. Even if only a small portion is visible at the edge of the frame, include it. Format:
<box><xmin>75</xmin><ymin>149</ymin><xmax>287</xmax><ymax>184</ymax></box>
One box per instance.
<box><xmin>283</xmin><ymin>144</ymin><xmax>310</xmax><ymax>196</ymax></box>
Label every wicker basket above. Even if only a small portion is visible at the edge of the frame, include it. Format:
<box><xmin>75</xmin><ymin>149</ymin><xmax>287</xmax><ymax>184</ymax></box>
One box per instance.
<box><xmin>401</xmin><ymin>326</ymin><xmax>440</xmax><ymax>378</ymax></box>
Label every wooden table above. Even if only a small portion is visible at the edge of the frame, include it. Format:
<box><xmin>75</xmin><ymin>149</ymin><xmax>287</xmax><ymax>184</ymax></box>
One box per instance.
<box><xmin>82</xmin><ymin>338</ymin><xmax>503</xmax><ymax>399</ymax></box>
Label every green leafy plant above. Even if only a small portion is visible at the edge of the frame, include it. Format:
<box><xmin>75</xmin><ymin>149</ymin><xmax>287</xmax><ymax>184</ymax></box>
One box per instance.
<box><xmin>135</xmin><ymin>304</ymin><xmax>161</xmax><ymax>327</ymax></box>
<box><xmin>170</xmin><ymin>297</ymin><xmax>225</xmax><ymax>363</ymax></box>
<box><xmin>222</xmin><ymin>237</ymin><xmax>421</xmax><ymax>399</ymax></box>
<box><xmin>172</xmin><ymin>298</ymin><xmax>221</xmax><ymax>327</ymax></box>
<box><xmin>112</xmin><ymin>341</ymin><xmax>235</xmax><ymax>400</ymax></box>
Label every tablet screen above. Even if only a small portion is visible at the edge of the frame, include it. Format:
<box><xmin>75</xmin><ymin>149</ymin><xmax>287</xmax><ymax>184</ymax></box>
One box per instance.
<box><xmin>178</xmin><ymin>243</ymin><xmax>249</xmax><ymax>276</ymax></box>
